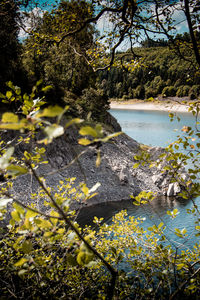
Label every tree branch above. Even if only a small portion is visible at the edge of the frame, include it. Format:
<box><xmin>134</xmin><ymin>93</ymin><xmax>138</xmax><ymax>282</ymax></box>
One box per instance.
<box><xmin>184</xmin><ymin>0</ymin><xmax>200</xmax><ymax>68</ymax></box>
<box><xmin>28</xmin><ymin>162</ymin><xmax>118</xmax><ymax>299</ymax></box>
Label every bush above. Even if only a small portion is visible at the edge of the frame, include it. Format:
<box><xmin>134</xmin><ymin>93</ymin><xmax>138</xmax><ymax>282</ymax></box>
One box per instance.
<box><xmin>176</xmin><ymin>85</ymin><xmax>190</xmax><ymax>97</ymax></box>
<box><xmin>0</xmin><ymin>83</ymin><xmax>200</xmax><ymax>299</ymax></box>
<box><xmin>162</xmin><ymin>86</ymin><xmax>176</xmax><ymax>97</ymax></box>
<box><xmin>189</xmin><ymin>85</ymin><xmax>200</xmax><ymax>100</ymax></box>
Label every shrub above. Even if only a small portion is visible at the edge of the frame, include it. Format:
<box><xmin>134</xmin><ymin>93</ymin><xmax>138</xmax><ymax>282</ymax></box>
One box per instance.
<box><xmin>162</xmin><ymin>86</ymin><xmax>176</xmax><ymax>97</ymax></box>
<box><xmin>189</xmin><ymin>85</ymin><xmax>200</xmax><ymax>100</ymax></box>
<box><xmin>176</xmin><ymin>85</ymin><xmax>190</xmax><ymax>97</ymax></box>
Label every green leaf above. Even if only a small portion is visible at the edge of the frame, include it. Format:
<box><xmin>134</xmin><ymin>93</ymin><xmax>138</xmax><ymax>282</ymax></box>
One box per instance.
<box><xmin>0</xmin><ymin>123</ymin><xmax>25</xmax><ymax>130</ymax></box>
<box><xmin>35</xmin><ymin>218</ymin><xmax>52</xmax><ymax>229</ymax></box>
<box><xmin>2</xmin><ymin>112</ymin><xmax>19</xmax><ymax>123</ymax></box>
<box><xmin>26</xmin><ymin>209</ymin><xmax>38</xmax><ymax>219</ymax></box>
<box><xmin>65</xmin><ymin>118</ymin><xmax>83</xmax><ymax>129</ymax></box>
<box><xmin>13</xmin><ymin>202</ymin><xmax>25</xmax><ymax>214</ymax></box>
<box><xmin>37</xmin><ymin>105</ymin><xmax>64</xmax><ymax>118</ymax></box>
<box><xmin>78</xmin><ymin>138</ymin><xmax>91</xmax><ymax>146</ymax></box>
<box><xmin>82</xmin><ymin>185</ymin><xmax>89</xmax><ymax>195</ymax></box>
<box><xmin>133</xmin><ymin>163</ymin><xmax>140</xmax><ymax>169</ymax></box>
<box><xmin>14</xmin><ymin>258</ymin><xmax>28</xmax><ymax>267</ymax></box>
<box><xmin>21</xmin><ymin>240</ymin><xmax>33</xmax><ymax>254</ymax></box>
<box><xmin>6</xmin><ymin>91</ymin><xmax>12</xmax><ymax>99</ymax></box>
<box><xmin>7</xmin><ymin>165</ymin><xmax>28</xmax><ymax>176</ymax></box>
<box><xmin>41</xmin><ymin>85</ymin><xmax>52</xmax><ymax>93</ymax></box>
<box><xmin>11</xmin><ymin>210</ymin><xmax>21</xmax><ymax>222</ymax></box>
<box><xmin>101</xmin><ymin>131</ymin><xmax>122</xmax><ymax>142</ymax></box>
<box><xmin>36</xmin><ymin>79</ymin><xmax>43</xmax><ymax>87</ymax></box>
<box><xmin>79</xmin><ymin>126</ymin><xmax>98</xmax><ymax>138</ymax></box>
<box><xmin>158</xmin><ymin>222</ymin><xmax>164</xmax><ymax>229</ymax></box>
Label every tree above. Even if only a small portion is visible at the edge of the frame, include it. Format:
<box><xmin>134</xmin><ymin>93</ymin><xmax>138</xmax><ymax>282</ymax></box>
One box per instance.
<box><xmin>0</xmin><ymin>0</ymin><xmax>20</xmax><ymax>90</ymax></box>
<box><xmin>0</xmin><ymin>1</ymin><xmax>200</xmax><ymax>299</ymax></box>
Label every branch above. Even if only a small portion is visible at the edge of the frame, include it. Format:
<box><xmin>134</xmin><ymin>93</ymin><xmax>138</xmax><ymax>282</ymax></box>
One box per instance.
<box><xmin>57</xmin><ymin>6</ymin><xmax>124</xmax><ymax>45</ymax></box>
<box><xmin>28</xmin><ymin>162</ymin><xmax>118</xmax><ymax>299</ymax></box>
<box><xmin>94</xmin><ymin>26</ymin><xmax>130</xmax><ymax>72</ymax></box>
<box><xmin>184</xmin><ymin>0</ymin><xmax>200</xmax><ymax>68</ymax></box>
<box><xmin>169</xmin><ymin>266</ymin><xmax>200</xmax><ymax>300</ymax></box>
<box><xmin>3</xmin><ymin>192</ymin><xmax>62</xmax><ymax>220</ymax></box>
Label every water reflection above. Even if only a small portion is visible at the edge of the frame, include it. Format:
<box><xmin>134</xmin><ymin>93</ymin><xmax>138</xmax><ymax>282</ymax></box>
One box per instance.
<box><xmin>77</xmin><ymin>109</ymin><xmax>199</xmax><ymax>250</ymax></box>
<box><xmin>110</xmin><ymin>109</ymin><xmax>195</xmax><ymax>147</ymax></box>
<box><xmin>77</xmin><ymin>195</ymin><xmax>200</xmax><ymax>250</ymax></box>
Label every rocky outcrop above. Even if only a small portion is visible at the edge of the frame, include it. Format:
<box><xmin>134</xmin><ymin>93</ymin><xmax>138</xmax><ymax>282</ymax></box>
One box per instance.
<box><xmin>1</xmin><ymin>115</ymin><xmax>186</xmax><ymax>211</ymax></box>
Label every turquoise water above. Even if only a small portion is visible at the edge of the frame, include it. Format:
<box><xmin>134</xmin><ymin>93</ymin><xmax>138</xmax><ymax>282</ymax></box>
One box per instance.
<box><xmin>110</xmin><ymin>109</ymin><xmax>196</xmax><ymax>147</ymax></box>
<box><xmin>78</xmin><ymin>109</ymin><xmax>200</xmax><ymax>250</ymax></box>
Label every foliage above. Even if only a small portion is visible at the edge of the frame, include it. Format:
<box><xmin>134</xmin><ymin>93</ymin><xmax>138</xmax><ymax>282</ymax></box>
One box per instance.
<box><xmin>21</xmin><ymin>0</ymin><xmax>109</xmax><ymax>120</ymax></box>
<box><xmin>0</xmin><ymin>0</ymin><xmax>200</xmax><ymax>298</ymax></box>
<box><xmin>0</xmin><ymin>83</ymin><xmax>200</xmax><ymax>299</ymax></box>
<box><xmin>0</xmin><ymin>0</ymin><xmax>27</xmax><ymax>92</ymax></box>
<box><xmin>97</xmin><ymin>45</ymin><xmax>200</xmax><ymax>100</ymax></box>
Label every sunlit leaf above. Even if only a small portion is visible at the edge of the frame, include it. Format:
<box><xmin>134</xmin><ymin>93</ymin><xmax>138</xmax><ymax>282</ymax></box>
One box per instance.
<box><xmin>79</xmin><ymin>126</ymin><xmax>97</xmax><ymax>138</ymax></box>
<box><xmin>0</xmin><ymin>146</ymin><xmax>14</xmax><ymax>169</ymax></box>
<box><xmin>37</xmin><ymin>105</ymin><xmax>64</xmax><ymax>118</ymax></box>
<box><xmin>78</xmin><ymin>138</ymin><xmax>91</xmax><ymax>146</ymax></box>
<box><xmin>65</xmin><ymin>118</ymin><xmax>83</xmax><ymax>129</ymax></box>
<box><xmin>7</xmin><ymin>165</ymin><xmax>28</xmax><ymax>176</ymax></box>
<box><xmin>2</xmin><ymin>113</ymin><xmax>18</xmax><ymax>123</ymax></box>
<box><xmin>14</xmin><ymin>258</ymin><xmax>28</xmax><ymax>267</ymax></box>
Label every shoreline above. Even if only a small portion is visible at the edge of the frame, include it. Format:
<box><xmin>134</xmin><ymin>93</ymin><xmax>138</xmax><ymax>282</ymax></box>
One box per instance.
<box><xmin>109</xmin><ymin>100</ymin><xmax>190</xmax><ymax>113</ymax></box>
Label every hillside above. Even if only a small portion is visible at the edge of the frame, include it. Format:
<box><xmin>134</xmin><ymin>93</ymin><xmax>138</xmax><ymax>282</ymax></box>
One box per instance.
<box><xmin>97</xmin><ymin>46</ymin><xmax>200</xmax><ymax>100</ymax></box>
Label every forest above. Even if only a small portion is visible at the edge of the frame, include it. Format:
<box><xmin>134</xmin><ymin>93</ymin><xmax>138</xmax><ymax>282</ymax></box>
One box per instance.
<box><xmin>98</xmin><ymin>42</ymin><xmax>200</xmax><ymax>100</ymax></box>
<box><xmin>0</xmin><ymin>0</ymin><xmax>200</xmax><ymax>299</ymax></box>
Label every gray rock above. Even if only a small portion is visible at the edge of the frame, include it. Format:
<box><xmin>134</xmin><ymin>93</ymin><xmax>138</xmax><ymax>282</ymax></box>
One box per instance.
<box><xmin>0</xmin><ymin>114</ymin><xmax>185</xmax><ymax>211</ymax></box>
<box><xmin>167</xmin><ymin>183</ymin><xmax>175</xmax><ymax>197</ymax></box>
<box><xmin>152</xmin><ymin>174</ymin><xmax>164</xmax><ymax>186</ymax></box>
<box><xmin>167</xmin><ymin>182</ymin><xmax>181</xmax><ymax>197</ymax></box>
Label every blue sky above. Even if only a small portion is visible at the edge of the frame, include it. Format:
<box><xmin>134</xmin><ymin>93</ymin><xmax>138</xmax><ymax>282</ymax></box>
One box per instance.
<box><xmin>19</xmin><ymin>0</ymin><xmax>189</xmax><ymax>46</ymax></box>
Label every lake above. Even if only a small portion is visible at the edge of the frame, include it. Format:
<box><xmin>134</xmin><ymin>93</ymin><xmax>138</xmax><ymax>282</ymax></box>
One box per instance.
<box><xmin>78</xmin><ymin>108</ymin><xmax>200</xmax><ymax>250</ymax></box>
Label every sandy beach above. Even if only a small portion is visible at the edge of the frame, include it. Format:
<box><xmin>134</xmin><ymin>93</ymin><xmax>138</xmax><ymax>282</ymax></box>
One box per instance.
<box><xmin>110</xmin><ymin>99</ymin><xmax>190</xmax><ymax>113</ymax></box>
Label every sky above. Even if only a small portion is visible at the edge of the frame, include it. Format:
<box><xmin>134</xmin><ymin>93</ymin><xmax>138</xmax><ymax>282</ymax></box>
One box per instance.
<box><xmin>19</xmin><ymin>0</ymin><xmax>189</xmax><ymax>48</ymax></box>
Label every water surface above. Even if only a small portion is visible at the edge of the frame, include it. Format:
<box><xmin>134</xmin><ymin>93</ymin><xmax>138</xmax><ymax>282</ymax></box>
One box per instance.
<box><xmin>110</xmin><ymin>109</ymin><xmax>196</xmax><ymax>147</ymax></box>
<box><xmin>78</xmin><ymin>109</ymin><xmax>199</xmax><ymax>250</ymax></box>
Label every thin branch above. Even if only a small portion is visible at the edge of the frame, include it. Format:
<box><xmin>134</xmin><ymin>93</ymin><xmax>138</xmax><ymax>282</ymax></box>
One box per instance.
<box><xmin>184</xmin><ymin>0</ymin><xmax>200</xmax><ymax>68</ymax></box>
<box><xmin>57</xmin><ymin>6</ymin><xmax>124</xmax><ymax>45</ymax></box>
<box><xmin>95</xmin><ymin>26</ymin><xmax>130</xmax><ymax>72</ymax></box>
<box><xmin>169</xmin><ymin>266</ymin><xmax>200</xmax><ymax>300</ymax></box>
<box><xmin>46</xmin><ymin>149</ymin><xmax>88</xmax><ymax>176</ymax></box>
<box><xmin>3</xmin><ymin>192</ymin><xmax>63</xmax><ymax>220</ymax></box>
<box><xmin>28</xmin><ymin>162</ymin><xmax>118</xmax><ymax>300</ymax></box>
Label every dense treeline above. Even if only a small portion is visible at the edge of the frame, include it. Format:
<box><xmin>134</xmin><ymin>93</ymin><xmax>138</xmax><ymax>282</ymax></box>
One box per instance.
<box><xmin>97</xmin><ymin>45</ymin><xmax>200</xmax><ymax>100</ymax></box>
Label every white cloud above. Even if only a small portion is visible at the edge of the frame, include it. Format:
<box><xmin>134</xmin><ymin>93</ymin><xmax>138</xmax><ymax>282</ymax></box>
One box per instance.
<box><xmin>18</xmin><ymin>7</ymin><xmax>45</xmax><ymax>40</ymax></box>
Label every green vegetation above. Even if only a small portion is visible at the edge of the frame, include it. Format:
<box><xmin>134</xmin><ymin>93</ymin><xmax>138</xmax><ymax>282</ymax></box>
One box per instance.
<box><xmin>0</xmin><ymin>83</ymin><xmax>200</xmax><ymax>299</ymax></box>
<box><xmin>97</xmin><ymin>45</ymin><xmax>200</xmax><ymax>100</ymax></box>
<box><xmin>0</xmin><ymin>0</ymin><xmax>200</xmax><ymax>299</ymax></box>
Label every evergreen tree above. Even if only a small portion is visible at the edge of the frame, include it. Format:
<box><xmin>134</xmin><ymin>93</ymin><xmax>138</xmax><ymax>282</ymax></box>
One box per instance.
<box><xmin>0</xmin><ymin>0</ymin><xmax>20</xmax><ymax>90</ymax></box>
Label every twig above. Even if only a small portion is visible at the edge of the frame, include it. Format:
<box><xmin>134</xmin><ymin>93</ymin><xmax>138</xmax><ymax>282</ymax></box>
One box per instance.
<box><xmin>28</xmin><ymin>162</ymin><xmax>118</xmax><ymax>300</ymax></box>
<box><xmin>169</xmin><ymin>266</ymin><xmax>200</xmax><ymax>300</ymax></box>
<box><xmin>3</xmin><ymin>192</ymin><xmax>63</xmax><ymax>220</ymax></box>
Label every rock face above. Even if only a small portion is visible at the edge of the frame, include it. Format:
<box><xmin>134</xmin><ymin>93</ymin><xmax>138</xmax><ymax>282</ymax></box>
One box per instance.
<box><xmin>1</xmin><ymin>114</ymin><xmax>185</xmax><ymax>210</ymax></box>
